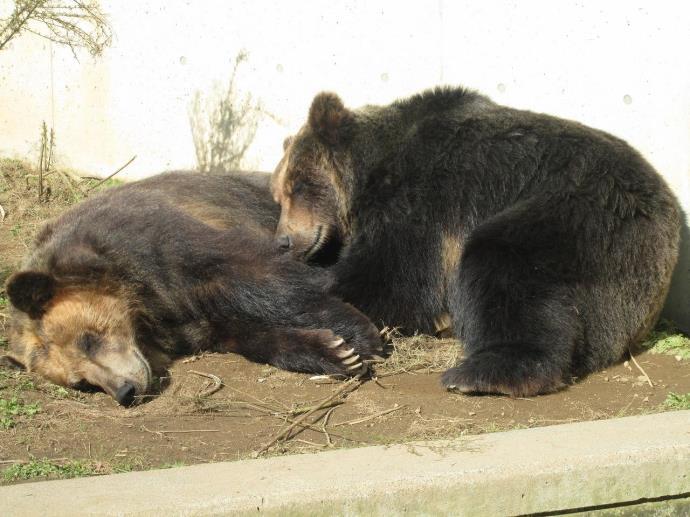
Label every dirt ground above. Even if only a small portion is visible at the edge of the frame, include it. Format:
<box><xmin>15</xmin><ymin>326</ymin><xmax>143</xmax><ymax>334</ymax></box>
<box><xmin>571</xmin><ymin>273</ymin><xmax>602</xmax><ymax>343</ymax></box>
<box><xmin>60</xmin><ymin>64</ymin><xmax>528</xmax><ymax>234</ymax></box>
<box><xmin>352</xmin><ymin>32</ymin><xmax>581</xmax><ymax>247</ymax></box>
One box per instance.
<box><xmin>0</xmin><ymin>342</ymin><xmax>688</xmax><ymax>483</ymax></box>
<box><xmin>1</xmin><ymin>159</ymin><xmax>689</xmax><ymax>484</ymax></box>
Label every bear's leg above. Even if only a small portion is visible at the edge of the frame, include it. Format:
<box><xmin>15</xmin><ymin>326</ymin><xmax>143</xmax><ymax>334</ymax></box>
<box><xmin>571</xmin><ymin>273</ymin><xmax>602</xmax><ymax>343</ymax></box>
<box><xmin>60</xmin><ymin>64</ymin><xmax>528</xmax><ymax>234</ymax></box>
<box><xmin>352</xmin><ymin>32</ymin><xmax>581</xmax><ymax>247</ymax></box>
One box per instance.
<box><xmin>443</xmin><ymin>203</ymin><xmax>583</xmax><ymax>397</ymax></box>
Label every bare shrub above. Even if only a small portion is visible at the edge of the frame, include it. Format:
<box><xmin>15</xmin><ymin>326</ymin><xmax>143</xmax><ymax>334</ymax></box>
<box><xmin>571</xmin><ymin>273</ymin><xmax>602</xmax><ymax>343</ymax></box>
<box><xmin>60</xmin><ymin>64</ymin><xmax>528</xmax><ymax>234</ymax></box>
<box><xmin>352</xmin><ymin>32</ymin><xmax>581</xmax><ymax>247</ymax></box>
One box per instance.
<box><xmin>189</xmin><ymin>50</ymin><xmax>264</xmax><ymax>174</ymax></box>
<box><xmin>0</xmin><ymin>1</ymin><xmax>112</xmax><ymax>57</ymax></box>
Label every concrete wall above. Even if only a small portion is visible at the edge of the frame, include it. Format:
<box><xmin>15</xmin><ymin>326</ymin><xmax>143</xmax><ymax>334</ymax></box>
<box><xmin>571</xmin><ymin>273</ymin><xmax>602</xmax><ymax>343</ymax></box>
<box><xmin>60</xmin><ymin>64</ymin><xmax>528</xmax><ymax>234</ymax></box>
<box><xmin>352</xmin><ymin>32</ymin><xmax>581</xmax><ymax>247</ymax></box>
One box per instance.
<box><xmin>0</xmin><ymin>1</ymin><xmax>688</xmax><ymax>329</ymax></box>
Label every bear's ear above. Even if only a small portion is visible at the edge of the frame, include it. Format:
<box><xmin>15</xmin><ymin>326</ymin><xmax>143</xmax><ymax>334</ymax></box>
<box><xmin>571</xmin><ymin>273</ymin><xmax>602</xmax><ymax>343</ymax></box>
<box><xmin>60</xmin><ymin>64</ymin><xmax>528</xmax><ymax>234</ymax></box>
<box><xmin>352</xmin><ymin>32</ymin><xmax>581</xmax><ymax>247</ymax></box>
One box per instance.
<box><xmin>5</xmin><ymin>271</ymin><xmax>57</xmax><ymax>319</ymax></box>
<box><xmin>308</xmin><ymin>92</ymin><xmax>354</xmax><ymax>146</ymax></box>
<box><xmin>282</xmin><ymin>135</ymin><xmax>294</xmax><ymax>151</ymax></box>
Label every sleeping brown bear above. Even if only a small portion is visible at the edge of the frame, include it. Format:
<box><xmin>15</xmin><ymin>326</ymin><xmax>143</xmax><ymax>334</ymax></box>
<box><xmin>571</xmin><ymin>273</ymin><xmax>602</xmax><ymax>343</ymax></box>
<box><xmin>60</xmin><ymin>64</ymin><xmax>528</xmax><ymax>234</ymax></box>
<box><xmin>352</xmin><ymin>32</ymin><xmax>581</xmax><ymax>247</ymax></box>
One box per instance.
<box><xmin>271</xmin><ymin>86</ymin><xmax>681</xmax><ymax>397</ymax></box>
<box><xmin>2</xmin><ymin>172</ymin><xmax>382</xmax><ymax>406</ymax></box>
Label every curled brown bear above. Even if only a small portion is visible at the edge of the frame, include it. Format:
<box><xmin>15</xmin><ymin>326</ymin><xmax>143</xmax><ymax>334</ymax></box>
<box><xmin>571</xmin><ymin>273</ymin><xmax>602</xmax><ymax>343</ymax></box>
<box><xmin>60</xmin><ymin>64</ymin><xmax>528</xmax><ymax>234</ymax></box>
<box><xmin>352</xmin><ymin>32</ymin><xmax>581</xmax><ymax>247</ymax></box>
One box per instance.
<box><xmin>272</xmin><ymin>87</ymin><xmax>680</xmax><ymax>398</ymax></box>
<box><xmin>3</xmin><ymin>172</ymin><xmax>382</xmax><ymax>406</ymax></box>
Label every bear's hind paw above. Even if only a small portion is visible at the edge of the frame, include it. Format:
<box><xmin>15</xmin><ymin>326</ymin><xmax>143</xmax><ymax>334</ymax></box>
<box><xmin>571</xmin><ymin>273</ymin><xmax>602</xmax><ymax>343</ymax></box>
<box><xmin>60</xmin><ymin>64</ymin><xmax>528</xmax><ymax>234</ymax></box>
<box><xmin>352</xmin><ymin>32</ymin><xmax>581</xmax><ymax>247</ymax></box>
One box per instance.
<box><xmin>441</xmin><ymin>359</ymin><xmax>566</xmax><ymax>398</ymax></box>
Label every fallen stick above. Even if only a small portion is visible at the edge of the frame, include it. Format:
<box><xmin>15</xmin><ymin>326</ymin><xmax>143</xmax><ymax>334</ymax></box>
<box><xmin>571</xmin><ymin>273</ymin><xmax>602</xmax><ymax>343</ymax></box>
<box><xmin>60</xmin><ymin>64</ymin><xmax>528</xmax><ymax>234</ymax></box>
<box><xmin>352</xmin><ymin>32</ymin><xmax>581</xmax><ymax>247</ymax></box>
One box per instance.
<box><xmin>628</xmin><ymin>347</ymin><xmax>654</xmax><ymax>388</ymax></box>
<box><xmin>141</xmin><ymin>425</ymin><xmax>165</xmax><ymax>438</ymax></box>
<box><xmin>224</xmin><ymin>383</ymin><xmax>291</xmax><ymax>412</ymax></box>
<box><xmin>377</xmin><ymin>368</ymin><xmax>421</xmax><ymax>378</ymax></box>
<box><xmin>333</xmin><ymin>405</ymin><xmax>406</xmax><ymax>427</ymax></box>
<box><xmin>289</xmin><ymin>401</ymin><xmax>343</xmax><ymax>416</ymax></box>
<box><xmin>189</xmin><ymin>399</ymin><xmax>363</xmax><ymax>444</ymax></box>
<box><xmin>156</xmin><ymin>429</ymin><xmax>220</xmax><ymax>434</ymax></box>
<box><xmin>225</xmin><ymin>401</ymin><xmax>344</xmax><ymax>434</ymax></box>
<box><xmin>189</xmin><ymin>370</ymin><xmax>223</xmax><ymax>397</ymax></box>
<box><xmin>87</xmin><ymin>155</ymin><xmax>136</xmax><ymax>193</ymax></box>
<box><xmin>254</xmin><ymin>374</ymin><xmax>363</xmax><ymax>456</ymax></box>
<box><xmin>322</xmin><ymin>407</ymin><xmax>336</xmax><ymax>447</ymax></box>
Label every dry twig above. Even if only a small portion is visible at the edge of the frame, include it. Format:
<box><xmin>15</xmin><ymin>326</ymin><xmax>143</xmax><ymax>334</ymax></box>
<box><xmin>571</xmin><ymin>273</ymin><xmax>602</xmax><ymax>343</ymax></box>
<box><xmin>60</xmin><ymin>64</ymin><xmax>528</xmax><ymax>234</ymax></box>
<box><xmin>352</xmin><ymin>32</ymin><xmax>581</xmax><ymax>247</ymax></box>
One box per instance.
<box><xmin>628</xmin><ymin>347</ymin><xmax>654</xmax><ymax>387</ymax></box>
<box><xmin>0</xmin><ymin>1</ymin><xmax>113</xmax><ymax>57</ymax></box>
<box><xmin>141</xmin><ymin>425</ymin><xmax>219</xmax><ymax>435</ymax></box>
<box><xmin>86</xmin><ymin>155</ymin><xmax>136</xmax><ymax>193</ymax></box>
<box><xmin>322</xmin><ymin>407</ymin><xmax>336</xmax><ymax>447</ymax></box>
<box><xmin>156</xmin><ymin>429</ymin><xmax>220</xmax><ymax>434</ymax></box>
<box><xmin>254</xmin><ymin>374</ymin><xmax>364</xmax><ymax>456</ymax></box>
<box><xmin>333</xmin><ymin>405</ymin><xmax>406</xmax><ymax>427</ymax></box>
<box><xmin>189</xmin><ymin>370</ymin><xmax>223</xmax><ymax>398</ymax></box>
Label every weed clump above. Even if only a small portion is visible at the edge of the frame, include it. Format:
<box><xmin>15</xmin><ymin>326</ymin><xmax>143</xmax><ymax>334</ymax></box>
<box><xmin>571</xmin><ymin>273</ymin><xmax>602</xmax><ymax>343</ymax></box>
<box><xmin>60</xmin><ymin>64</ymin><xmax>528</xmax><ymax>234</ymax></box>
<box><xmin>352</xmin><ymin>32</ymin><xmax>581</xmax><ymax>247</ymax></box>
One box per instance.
<box><xmin>0</xmin><ymin>396</ymin><xmax>40</xmax><ymax>429</ymax></box>
<box><xmin>663</xmin><ymin>392</ymin><xmax>690</xmax><ymax>410</ymax></box>
<box><xmin>641</xmin><ymin>320</ymin><xmax>690</xmax><ymax>360</ymax></box>
<box><xmin>1</xmin><ymin>459</ymin><xmax>108</xmax><ymax>483</ymax></box>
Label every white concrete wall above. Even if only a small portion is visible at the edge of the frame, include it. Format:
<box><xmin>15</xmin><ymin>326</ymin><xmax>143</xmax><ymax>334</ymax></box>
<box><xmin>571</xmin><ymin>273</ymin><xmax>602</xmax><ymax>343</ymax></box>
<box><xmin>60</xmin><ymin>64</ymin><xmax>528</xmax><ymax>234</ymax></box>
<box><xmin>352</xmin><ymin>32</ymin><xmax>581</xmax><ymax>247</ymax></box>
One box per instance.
<box><xmin>0</xmin><ymin>0</ymin><xmax>688</xmax><ymax>328</ymax></box>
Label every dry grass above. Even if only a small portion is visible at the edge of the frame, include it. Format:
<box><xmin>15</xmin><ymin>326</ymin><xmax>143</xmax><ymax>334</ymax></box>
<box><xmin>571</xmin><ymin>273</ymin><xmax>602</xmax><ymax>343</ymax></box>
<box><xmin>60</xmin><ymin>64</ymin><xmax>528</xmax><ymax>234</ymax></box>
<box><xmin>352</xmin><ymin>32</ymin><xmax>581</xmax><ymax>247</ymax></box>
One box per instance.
<box><xmin>406</xmin><ymin>415</ymin><xmax>472</xmax><ymax>440</ymax></box>
<box><xmin>375</xmin><ymin>330</ymin><xmax>461</xmax><ymax>377</ymax></box>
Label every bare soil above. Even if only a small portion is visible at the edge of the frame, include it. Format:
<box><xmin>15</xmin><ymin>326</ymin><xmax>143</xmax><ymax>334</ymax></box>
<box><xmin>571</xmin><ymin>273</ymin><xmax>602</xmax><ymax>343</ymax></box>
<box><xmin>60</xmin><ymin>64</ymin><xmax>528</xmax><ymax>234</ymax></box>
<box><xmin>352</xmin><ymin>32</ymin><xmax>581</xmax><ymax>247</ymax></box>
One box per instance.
<box><xmin>1</xmin><ymin>160</ymin><xmax>689</xmax><ymax>484</ymax></box>
<box><xmin>0</xmin><ymin>346</ymin><xmax>688</xmax><ymax>479</ymax></box>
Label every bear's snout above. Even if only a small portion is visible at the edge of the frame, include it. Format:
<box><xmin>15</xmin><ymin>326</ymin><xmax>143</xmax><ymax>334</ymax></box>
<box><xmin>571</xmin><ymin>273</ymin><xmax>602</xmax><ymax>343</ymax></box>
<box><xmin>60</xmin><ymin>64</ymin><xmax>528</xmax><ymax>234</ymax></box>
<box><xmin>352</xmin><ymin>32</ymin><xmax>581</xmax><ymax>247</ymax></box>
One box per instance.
<box><xmin>276</xmin><ymin>234</ymin><xmax>293</xmax><ymax>251</ymax></box>
<box><xmin>114</xmin><ymin>381</ymin><xmax>137</xmax><ymax>407</ymax></box>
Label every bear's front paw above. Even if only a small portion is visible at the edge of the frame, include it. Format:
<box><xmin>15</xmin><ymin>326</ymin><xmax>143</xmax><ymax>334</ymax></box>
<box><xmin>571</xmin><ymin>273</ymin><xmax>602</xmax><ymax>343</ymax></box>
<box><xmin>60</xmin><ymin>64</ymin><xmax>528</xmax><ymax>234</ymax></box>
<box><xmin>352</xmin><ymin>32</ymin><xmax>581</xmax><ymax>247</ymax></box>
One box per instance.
<box><xmin>320</xmin><ymin>333</ymin><xmax>368</xmax><ymax>374</ymax></box>
<box><xmin>345</xmin><ymin>329</ymin><xmax>386</xmax><ymax>363</ymax></box>
<box><xmin>282</xmin><ymin>328</ymin><xmax>369</xmax><ymax>376</ymax></box>
<box><xmin>327</xmin><ymin>337</ymin><xmax>367</xmax><ymax>375</ymax></box>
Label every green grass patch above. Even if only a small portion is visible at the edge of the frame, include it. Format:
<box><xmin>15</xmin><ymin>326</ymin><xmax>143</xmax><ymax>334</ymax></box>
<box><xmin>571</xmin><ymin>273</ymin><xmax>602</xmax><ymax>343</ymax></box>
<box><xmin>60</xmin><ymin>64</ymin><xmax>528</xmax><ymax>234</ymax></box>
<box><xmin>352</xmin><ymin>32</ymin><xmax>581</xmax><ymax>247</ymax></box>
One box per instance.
<box><xmin>1</xmin><ymin>373</ymin><xmax>36</xmax><ymax>393</ymax></box>
<box><xmin>0</xmin><ymin>369</ymin><xmax>10</xmax><ymax>387</ymax></box>
<box><xmin>42</xmin><ymin>384</ymin><xmax>70</xmax><ymax>399</ymax></box>
<box><xmin>2</xmin><ymin>459</ymin><xmax>96</xmax><ymax>483</ymax></box>
<box><xmin>0</xmin><ymin>370</ymin><xmax>84</xmax><ymax>400</ymax></box>
<box><xmin>663</xmin><ymin>392</ymin><xmax>690</xmax><ymax>410</ymax></box>
<box><xmin>1</xmin><ymin>457</ymin><xmax>145</xmax><ymax>483</ymax></box>
<box><xmin>641</xmin><ymin>320</ymin><xmax>690</xmax><ymax>359</ymax></box>
<box><xmin>0</xmin><ymin>396</ymin><xmax>40</xmax><ymax>429</ymax></box>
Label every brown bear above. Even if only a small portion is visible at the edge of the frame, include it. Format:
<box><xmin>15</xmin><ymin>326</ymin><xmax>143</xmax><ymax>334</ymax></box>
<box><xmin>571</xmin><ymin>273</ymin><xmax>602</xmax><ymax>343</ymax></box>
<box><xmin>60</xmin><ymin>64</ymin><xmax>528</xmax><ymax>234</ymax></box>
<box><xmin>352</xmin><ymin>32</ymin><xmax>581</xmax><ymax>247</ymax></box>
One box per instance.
<box><xmin>271</xmin><ymin>86</ymin><xmax>681</xmax><ymax>397</ymax></box>
<box><xmin>2</xmin><ymin>172</ymin><xmax>382</xmax><ymax>406</ymax></box>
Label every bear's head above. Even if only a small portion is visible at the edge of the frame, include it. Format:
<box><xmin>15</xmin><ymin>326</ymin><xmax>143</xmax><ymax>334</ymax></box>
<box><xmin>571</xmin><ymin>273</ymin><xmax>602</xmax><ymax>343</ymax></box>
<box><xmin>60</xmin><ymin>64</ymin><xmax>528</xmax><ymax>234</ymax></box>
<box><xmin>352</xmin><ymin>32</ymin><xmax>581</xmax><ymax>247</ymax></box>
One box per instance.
<box><xmin>2</xmin><ymin>251</ymin><xmax>153</xmax><ymax>406</ymax></box>
<box><xmin>271</xmin><ymin>92</ymin><xmax>357</xmax><ymax>263</ymax></box>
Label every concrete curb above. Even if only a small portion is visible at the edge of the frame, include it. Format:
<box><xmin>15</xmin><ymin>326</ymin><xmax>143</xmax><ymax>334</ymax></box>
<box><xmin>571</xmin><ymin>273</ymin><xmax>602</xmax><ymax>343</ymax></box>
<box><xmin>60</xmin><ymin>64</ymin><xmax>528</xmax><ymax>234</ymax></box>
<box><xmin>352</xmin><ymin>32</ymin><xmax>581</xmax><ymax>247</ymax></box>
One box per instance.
<box><xmin>2</xmin><ymin>410</ymin><xmax>689</xmax><ymax>516</ymax></box>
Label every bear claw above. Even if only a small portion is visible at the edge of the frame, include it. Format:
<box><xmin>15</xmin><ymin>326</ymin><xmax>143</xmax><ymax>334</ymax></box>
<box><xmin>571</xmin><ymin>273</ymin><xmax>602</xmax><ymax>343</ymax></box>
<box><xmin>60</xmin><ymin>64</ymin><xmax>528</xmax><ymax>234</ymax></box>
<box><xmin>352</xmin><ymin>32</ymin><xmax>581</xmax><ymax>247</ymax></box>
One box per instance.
<box><xmin>327</xmin><ymin>338</ymin><xmax>345</xmax><ymax>348</ymax></box>
<box><xmin>342</xmin><ymin>354</ymin><xmax>360</xmax><ymax>365</ymax></box>
<box><xmin>335</xmin><ymin>347</ymin><xmax>355</xmax><ymax>358</ymax></box>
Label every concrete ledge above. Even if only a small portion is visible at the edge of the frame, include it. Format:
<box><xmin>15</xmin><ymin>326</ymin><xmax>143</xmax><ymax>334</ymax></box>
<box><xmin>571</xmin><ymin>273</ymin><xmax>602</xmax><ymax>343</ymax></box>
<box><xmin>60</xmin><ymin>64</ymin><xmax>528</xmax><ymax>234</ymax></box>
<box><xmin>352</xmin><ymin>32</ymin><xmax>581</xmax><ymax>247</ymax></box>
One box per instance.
<box><xmin>2</xmin><ymin>410</ymin><xmax>689</xmax><ymax>516</ymax></box>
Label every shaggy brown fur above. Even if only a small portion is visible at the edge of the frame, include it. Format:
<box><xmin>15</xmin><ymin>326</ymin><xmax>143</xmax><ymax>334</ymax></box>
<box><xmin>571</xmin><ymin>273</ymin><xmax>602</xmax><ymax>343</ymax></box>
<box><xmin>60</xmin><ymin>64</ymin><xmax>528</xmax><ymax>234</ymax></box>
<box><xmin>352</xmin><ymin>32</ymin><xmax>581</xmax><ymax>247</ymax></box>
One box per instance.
<box><xmin>3</xmin><ymin>172</ymin><xmax>382</xmax><ymax>405</ymax></box>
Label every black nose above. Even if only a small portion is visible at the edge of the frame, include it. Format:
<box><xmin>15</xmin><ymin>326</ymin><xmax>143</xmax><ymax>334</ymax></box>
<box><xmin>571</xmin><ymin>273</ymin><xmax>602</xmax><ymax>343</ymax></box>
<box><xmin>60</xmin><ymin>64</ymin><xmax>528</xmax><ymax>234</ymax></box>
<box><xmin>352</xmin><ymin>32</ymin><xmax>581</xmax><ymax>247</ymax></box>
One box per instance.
<box><xmin>277</xmin><ymin>234</ymin><xmax>292</xmax><ymax>251</ymax></box>
<box><xmin>115</xmin><ymin>381</ymin><xmax>136</xmax><ymax>407</ymax></box>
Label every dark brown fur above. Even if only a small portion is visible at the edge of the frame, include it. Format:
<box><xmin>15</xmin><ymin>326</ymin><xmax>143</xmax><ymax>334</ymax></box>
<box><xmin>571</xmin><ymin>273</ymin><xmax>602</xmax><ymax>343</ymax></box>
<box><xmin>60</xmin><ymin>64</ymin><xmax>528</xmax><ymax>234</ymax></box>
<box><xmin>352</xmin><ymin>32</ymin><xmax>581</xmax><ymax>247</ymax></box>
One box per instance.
<box><xmin>4</xmin><ymin>172</ymin><xmax>382</xmax><ymax>405</ymax></box>
<box><xmin>272</xmin><ymin>87</ymin><xmax>681</xmax><ymax>397</ymax></box>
